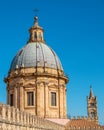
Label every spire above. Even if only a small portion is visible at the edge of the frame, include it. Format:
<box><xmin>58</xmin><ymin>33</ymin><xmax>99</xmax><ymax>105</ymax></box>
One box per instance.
<box><xmin>89</xmin><ymin>85</ymin><xmax>94</xmax><ymax>98</ymax></box>
<box><xmin>28</xmin><ymin>16</ymin><xmax>45</xmax><ymax>43</ymax></box>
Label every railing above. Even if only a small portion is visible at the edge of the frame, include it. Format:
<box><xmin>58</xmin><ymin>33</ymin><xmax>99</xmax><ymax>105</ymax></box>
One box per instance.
<box><xmin>0</xmin><ymin>103</ymin><xmax>64</xmax><ymax>130</ymax></box>
<box><xmin>0</xmin><ymin>104</ymin><xmax>104</xmax><ymax>130</ymax></box>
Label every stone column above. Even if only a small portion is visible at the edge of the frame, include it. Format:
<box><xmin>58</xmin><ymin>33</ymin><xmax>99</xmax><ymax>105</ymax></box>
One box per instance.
<box><xmin>36</xmin><ymin>80</ymin><xmax>44</xmax><ymax>117</ymax></box>
<box><xmin>2</xmin><ymin>105</ymin><xmax>6</xmax><ymax>120</ymax></box>
<box><xmin>6</xmin><ymin>87</ymin><xmax>9</xmax><ymax>105</ymax></box>
<box><xmin>14</xmin><ymin>86</ymin><xmax>17</xmax><ymax>108</ymax></box>
<box><xmin>59</xmin><ymin>85</ymin><xmax>64</xmax><ymax>118</ymax></box>
<box><xmin>45</xmin><ymin>83</ymin><xmax>48</xmax><ymax>118</ymax></box>
<box><xmin>64</xmin><ymin>86</ymin><xmax>67</xmax><ymax>118</ymax></box>
<box><xmin>20</xmin><ymin>86</ymin><xmax>24</xmax><ymax>111</ymax></box>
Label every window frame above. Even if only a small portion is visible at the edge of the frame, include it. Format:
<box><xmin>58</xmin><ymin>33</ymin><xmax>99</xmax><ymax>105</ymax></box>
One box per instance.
<box><xmin>51</xmin><ymin>92</ymin><xmax>57</xmax><ymax>106</ymax></box>
<box><xmin>27</xmin><ymin>91</ymin><xmax>34</xmax><ymax>106</ymax></box>
<box><xmin>10</xmin><ymin>94</ymin><xmax>14</xmax><ymax>106</ymax></box>
<box><xmin>90</xmin><ymin>103</ymin><xmax>95</xmax><ymax>107</ymax></box>
<box><xmin>34</xmin><ymin>32</ymin><xmax>37</xmax><ymax>39</ymax></box>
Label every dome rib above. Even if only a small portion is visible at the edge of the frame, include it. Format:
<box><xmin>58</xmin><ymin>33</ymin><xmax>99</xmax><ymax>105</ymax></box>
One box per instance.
<box><xmin>39</xmin><ymin>43</ymin><xmax>45</xmax><ymax>68</ymax></box>
<box><xmin>49</xmin><ymin>47</ymin><xmax>59</xmax><ymax>71</ymax></box>
<box><xmin>19</xmin><ymin>48</ymin><xmax>25</xmax><ymax>67</ymax></box>
<box><xmin>49</xmin><ymin>47</ymin><xmax>63</xmax><ymax>71</ymax></box>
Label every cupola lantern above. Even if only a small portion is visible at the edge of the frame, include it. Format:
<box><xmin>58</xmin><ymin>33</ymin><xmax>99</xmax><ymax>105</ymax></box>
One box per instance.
<box><xmin>28</xmin><ymin>16</ymin><xmax>45</xmax><ymax>43</ymax></box>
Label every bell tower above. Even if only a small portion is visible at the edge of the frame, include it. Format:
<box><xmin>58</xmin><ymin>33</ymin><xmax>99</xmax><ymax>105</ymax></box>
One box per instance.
<box><xmin>87</xmin><ymin>86</ymin><xmax>98</xmax><ymax>124</ymax></box>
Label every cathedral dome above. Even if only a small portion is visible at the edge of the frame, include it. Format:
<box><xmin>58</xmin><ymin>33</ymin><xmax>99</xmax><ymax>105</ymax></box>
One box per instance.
<box><xmin>5</xmin><ymin>16</ymin><xmax>68</xmax><ymax>118</ymax></box>
<box><xmin>10</xmin><ymin>42</ymin><xmax>63</xmax><ymax>71</ymax></box>
<box><xmin>10</xmin><ymin>17</ymin><xmax>63</xmax><ymax>72</ymax></box>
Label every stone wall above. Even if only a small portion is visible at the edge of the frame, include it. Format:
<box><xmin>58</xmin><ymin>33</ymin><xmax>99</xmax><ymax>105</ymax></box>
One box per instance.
<box><xmin>0</xmin><ymin>104</ymin><xmax>64</xmax><ymax>130</ymax></box>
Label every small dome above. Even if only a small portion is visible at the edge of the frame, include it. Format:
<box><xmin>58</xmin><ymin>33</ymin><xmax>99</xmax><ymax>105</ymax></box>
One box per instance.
<box><xmin>10</xmin><ymin>42</ymin><xmax>63</xmax><ymax>71</ymax></box>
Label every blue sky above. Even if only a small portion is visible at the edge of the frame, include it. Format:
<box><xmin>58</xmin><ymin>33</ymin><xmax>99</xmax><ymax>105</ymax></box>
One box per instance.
<box><xmin>0</xmin><ymin>0</ymin><xmax>104</xmax><ymax>125</ymax></box>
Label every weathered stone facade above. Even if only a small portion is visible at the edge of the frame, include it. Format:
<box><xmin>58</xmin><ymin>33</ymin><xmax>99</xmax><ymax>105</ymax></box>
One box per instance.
<box><xmin>5</xmin><ymin>67</ymin><xmax>68</xmax><ymax>118</ymax></box>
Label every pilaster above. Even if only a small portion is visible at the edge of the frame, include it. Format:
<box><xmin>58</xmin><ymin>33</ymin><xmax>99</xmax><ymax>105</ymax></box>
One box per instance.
<box><xmin>20</xmin><ymin>86</ymin><xmax>24</xmax><ymax>111</ymax></box>
<box><xmin>14</xmin><ymin>86</ymin><xmax>17</xmax><ymax>108</ymax></box>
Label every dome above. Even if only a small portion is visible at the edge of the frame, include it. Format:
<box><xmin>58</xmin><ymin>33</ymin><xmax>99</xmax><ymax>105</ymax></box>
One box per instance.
<box><xmin>10</xmin><ymin>42</ymin><xmax>63</xmax><ymax>71</ymax></box>
<box><xmin>9</xmin><ymin>16</ymin><xmax>63</xmax><ymax>72</ymax></box>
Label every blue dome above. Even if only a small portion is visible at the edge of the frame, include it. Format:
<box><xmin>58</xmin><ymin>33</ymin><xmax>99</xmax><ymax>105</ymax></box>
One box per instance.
<box><xmin>10</xmin><ymin>42</ymin><xmax>63</xmax><ymax>71</ymax></box>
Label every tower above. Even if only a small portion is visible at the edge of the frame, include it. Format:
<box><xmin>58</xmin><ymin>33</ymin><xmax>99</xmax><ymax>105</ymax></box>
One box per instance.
<box><xmin>87</xmin><ymin>86</ymin><xmax>98</xmax><ymax>124</ymax></box>
<box><xmin>4</xmin><ymin>16</ymin><xmax>68</xmax><ymax>118</ymax></box>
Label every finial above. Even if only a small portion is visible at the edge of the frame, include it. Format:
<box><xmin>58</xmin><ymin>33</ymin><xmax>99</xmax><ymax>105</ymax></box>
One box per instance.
<box><xmin>33</xmin><ymin>8</ymin><xmax>39</xmax><ymax>26</ymax></box>
<box><xmin>21</xmin><ymin>63</ymin><xmax>24</xmax><ymax>68</ymax></box>
<box><xmin>33</xmin><ymin>9</ymin><xmax>39</xmax><ymax>16</ymax></box>
<box><xmin>34</xmin><ymin>16</ymin><xmax>38</xmax><ymax>26</ymax></box>
<box><xmin>16</xmin><ymin>65</ymin><xmax>18</xmax><ymax>69</ymax></box>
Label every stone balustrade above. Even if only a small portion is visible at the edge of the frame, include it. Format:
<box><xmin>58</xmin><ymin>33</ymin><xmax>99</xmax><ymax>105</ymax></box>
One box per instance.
<box><xmin>0</xmin><ymin>103</ymin><xmax>64</xmax><ymax>130</ymax></box>
<box><xmin>0</xmin><ymin>104</ymin><xmax>104</xmax><ymax>130</ymax></box>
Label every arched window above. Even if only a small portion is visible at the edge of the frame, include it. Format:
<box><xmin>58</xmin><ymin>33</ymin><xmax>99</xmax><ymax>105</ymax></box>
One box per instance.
<box><xmin>34</xmin><ymin>32</ymin><xmax>37</xmax><ymax>39</ymax></box>
<box><xmin>90</xmin><ymin>111</ymin><xmax>95</xmax><ymax>118</ymax></box>
<box><xmin>90</xmin><ymin>103</ymin><xmax>95</xmax><ymax>107</ymax></box>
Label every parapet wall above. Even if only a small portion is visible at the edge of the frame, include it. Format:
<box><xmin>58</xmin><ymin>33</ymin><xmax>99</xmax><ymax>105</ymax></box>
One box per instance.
<box><xmin>0</xmin><ymin>103</ymin><xmax>64</xmax><ymax>130</ymax></box>
<box><xmin>0</xmin><ymin>104</ymin><xmax>103</xmax><ymax>130</ymax></box>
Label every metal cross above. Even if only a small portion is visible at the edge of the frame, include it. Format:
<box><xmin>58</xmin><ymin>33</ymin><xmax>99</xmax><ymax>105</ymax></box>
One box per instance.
<box><xmin>33</xmin><ymin>9</ymin><xmax>39</xmax><ymax>16</ymax></box>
